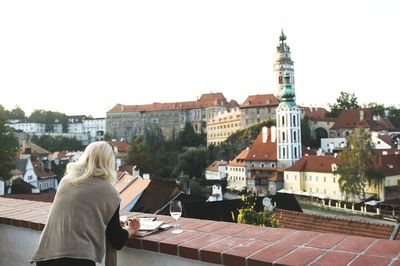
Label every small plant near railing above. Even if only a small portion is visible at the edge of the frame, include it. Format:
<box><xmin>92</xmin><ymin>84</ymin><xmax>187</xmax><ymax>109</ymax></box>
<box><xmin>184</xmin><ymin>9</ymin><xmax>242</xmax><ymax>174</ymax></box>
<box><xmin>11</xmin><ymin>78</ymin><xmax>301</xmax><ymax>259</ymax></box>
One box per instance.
<box><xmin>232</xmin><ymin>194</ymin><xmax>280</xmax><ymax>228</ymax></box>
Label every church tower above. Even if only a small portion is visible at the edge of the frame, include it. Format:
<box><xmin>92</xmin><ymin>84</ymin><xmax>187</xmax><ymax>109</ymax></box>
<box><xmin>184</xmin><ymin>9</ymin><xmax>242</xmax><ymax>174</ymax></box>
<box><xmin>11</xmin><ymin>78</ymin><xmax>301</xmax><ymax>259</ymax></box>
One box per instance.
<box><xmin>273</xmin><ymin>30</ymin><xmax>295</xmax><ymax>100</ymax></box>
<box><xmin>275</xmin><ymin>32</ymin><xmax>301</xmax><ymax>168</ymax></box>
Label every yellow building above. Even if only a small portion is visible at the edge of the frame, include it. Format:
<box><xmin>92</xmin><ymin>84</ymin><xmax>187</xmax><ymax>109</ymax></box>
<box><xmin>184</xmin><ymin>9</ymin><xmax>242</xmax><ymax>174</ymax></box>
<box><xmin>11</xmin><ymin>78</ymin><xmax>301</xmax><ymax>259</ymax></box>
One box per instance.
<box><xmin>206</xmin><ymin>108</ymin><xmax>241</xmax><ymax>146</ymax></box>
<box><xmin>282</xmin><ymin>154</ymin><xmax>400</xmax><ymax>202</ymax></box>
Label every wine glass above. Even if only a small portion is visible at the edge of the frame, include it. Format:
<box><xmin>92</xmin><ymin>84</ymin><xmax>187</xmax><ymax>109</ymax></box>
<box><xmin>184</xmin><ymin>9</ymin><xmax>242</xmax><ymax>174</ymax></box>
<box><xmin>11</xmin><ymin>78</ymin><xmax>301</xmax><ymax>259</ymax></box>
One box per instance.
<box><xmin>169</xmin><ymin>200</ymin><xmax>183</xmax><ymax>234</ymax></box>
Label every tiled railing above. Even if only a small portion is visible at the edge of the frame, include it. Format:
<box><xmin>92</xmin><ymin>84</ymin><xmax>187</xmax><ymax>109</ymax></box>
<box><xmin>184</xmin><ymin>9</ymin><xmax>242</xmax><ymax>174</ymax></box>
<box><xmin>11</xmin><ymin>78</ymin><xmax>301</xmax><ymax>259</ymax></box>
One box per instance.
<box><xmin>1</xmin><ymin>197</ymin><xmax>400</xmax><ymax>266</ymax></box>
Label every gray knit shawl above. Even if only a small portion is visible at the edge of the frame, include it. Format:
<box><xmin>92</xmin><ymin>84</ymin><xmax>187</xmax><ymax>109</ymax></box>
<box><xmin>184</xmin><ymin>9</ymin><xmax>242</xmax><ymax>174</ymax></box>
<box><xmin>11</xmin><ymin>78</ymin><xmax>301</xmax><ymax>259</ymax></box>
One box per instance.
<box><xmin>31</xmin><ymin>177</ymin><xmax>120</xmax><ymax>265</ymax></box>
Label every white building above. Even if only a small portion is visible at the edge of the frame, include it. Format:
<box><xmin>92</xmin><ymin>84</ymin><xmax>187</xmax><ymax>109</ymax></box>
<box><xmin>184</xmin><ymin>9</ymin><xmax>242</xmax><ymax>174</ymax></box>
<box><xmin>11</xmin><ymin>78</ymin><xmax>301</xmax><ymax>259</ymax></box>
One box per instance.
<box><xmin>205</xmin><ymin>160</ymin><xmax>227</xmax><ymax>181</ymax></box>
<box><xmin>226</xmin><ymin>148</ymin><xmax>249</xmax><ymax>192</ymax></box>
<box><xmin>8</xmin><ymin>122</ymin><xmax>46</xmax><ymax>133</ymax></box>
<box><xmin>83</xmin><ymin>118</ymin><xmax>106</xmax><ymax>141</ymax></box>
<box><xmin>320</xmin><ymin>138</ymin><xmax>347</xmax><ymax>154</ymax></box>
<box><xmin>15</xmin><ymin>159</ymin><xmax>38</xmax><ymax>188</ymax></box>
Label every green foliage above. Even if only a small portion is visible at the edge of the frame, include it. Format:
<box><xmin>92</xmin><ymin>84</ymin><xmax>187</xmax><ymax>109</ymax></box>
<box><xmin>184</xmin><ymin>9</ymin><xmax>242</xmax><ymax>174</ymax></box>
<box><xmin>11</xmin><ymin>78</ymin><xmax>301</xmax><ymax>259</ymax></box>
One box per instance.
<box><xmin>301</xmin><ymin>117</ymin><xmax>317</xmax><ymax>148</ymax></box>
<box><xmin>232</xmin><ymin>195</ymin><xmax>280</xmax><ymax>227</ymax></box>
<box><xmin>215</xmin><ymin>120</ymin><xmax>275</xmax><ymax>161</ymax></box>
<box><xmin>335</xmin><ymin>128</ymin><xmax>384</xmax><ymax>201</ymax></box>
<box><xmin>172</xmin><ymin>147</ymin><xmax>208</xmax><ymax>179</ymax></box>
<box><xmin>128</xmin><ymin>123</ymin><xmax>208</xmax><ymax>180</ymax></box>
<box><xmin>328</xmin><ymin>91</ymin><xmax>360</xmax><ymax>118</ymax></box>
<box><xmin>387</xmin><ymin>106</ymin><xmax>400</xmax><ymax>129</ymax></box>
<box><xmin>28</xmin><ymin>110</ymin><xmax>69</xmax><ymax>132</ymax></box>
<box><xmin>30</xmin><ymin>135</ymin><xmax>84</xmax><ymax>152</ymax></box>
<box><xmin>0</xmin><ymin>112</ymin><xmax>18</xmax><ymax>179</ymax></box>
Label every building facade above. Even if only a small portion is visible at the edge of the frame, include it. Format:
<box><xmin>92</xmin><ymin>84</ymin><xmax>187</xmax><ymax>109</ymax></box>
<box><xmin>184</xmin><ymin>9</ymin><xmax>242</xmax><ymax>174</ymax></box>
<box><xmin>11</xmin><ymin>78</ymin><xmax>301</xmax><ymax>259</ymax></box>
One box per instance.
<box><xmin>106</xmin><ymin>93</ymin><xmax>233</xmax><ymax>141</ymax></box>
<box><xmin>206</xmin><ymin>108</ymin><xmax>241</xmax><ymax>146</ymax></box>
<box><xmin>239</xmin><ymin>94</ymin><xmax>279</xmax><ymax>129</ymax></box>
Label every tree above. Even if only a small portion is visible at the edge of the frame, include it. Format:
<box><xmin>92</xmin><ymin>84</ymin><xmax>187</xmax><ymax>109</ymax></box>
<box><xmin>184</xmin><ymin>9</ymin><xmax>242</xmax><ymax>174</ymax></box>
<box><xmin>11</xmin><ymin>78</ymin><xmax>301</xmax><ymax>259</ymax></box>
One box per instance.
<box><xmin>335</xmin><ymin>128</ymin><xmax>384</xmax><ymax>201</ymax></box>
<box><xmin>0</xmin><ymin>112</ymin><xmax>18</xmax><ymax>179</ymax></box>
<box><xmin>172</xmin><ymin>147</ymin><xmax>208</xmax><ymax>180</ymax></box>
<box><xmin>8</xmin><ymin>106</ymin><xmax>26</xmax><ymax>120</ymax></box>
<box><xmin>328</xmin><ymin>91</ymin><xmax>360</xmax><ymax>118</ymax></box>
<box><xmin>301</xmin><ymin>117</ymin><xmax>317</xmax><ymax>148</ymax></box>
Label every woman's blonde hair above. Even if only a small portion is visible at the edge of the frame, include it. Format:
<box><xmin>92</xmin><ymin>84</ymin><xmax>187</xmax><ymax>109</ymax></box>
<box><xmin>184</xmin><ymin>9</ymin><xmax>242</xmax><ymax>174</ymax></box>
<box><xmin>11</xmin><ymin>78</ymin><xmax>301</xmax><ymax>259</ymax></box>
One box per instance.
<box><xmin>64</xmin><ymin>141</ymin><xmax>117</xmax><ymax>185</ymax></box>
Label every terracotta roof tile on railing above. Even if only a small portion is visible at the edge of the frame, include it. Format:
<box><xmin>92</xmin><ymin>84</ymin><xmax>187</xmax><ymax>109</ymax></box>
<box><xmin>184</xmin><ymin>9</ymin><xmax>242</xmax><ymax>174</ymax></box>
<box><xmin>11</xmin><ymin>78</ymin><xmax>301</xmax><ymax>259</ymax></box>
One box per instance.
<box><xmin>1</xmin><ymin>197</ymin><xmax>400</xmax><ymax>266</ymax></box>
<box><xmin>275</xmin><ymin>209</ymin><xmax>395</xmax><ymax>240</ymax></box>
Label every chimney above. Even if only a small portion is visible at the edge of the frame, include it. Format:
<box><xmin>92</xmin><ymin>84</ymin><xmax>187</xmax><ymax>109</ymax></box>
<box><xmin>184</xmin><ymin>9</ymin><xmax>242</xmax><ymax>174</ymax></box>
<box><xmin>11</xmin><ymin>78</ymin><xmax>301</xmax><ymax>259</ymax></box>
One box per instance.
<box><xmin>359</xmin><ymin>110</ymin><xmax>364</xmax><ymax>121</ymax></box>
<box><xmin>262</xmin><ymin>127</ymin><xmax>268</xmax><ymax>143</ymax></box>
<box><xmin>271</xmin><ymin>126</ymin><xmax>277</xmax><ymax>143</ymax></box>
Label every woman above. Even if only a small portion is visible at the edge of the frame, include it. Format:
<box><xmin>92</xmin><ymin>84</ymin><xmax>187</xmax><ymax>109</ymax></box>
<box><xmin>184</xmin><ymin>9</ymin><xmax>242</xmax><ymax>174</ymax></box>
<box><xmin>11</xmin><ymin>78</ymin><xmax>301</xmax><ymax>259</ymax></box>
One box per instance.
<box><xmin>31</xmin><ymin>141</ymin><xmax>140</xmax><ymax>266</ymax></box>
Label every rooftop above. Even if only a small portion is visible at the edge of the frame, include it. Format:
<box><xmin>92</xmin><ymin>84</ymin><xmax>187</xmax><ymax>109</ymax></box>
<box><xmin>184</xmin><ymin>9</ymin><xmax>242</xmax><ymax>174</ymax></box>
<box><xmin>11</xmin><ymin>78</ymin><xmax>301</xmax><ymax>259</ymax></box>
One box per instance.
<box><xmin>1</xmin><ymin>197</ymin><xmax>400</xmax><ymax>265</ymax></box>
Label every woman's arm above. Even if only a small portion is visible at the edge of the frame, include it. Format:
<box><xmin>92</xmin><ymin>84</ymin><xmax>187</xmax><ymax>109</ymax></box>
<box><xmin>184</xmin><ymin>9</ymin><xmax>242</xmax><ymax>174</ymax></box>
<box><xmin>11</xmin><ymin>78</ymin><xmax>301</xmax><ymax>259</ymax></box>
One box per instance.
<box><xmin>105</xmin><ymin>206</ymin><xmax>129</xmax><ymax>250</ymax></box>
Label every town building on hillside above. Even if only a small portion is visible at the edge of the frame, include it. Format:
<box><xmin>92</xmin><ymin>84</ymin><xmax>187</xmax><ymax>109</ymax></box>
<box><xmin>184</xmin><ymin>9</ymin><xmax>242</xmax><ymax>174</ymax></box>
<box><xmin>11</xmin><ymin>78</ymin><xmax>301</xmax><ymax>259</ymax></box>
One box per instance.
<box><xmin>205</xmin><ymin>160</ymin><xmax>227</xmax><ymax>181</ymax></box>
<box><xmin>330</xmin><ymin>108</ymin><xmax>396</xmax><ymax>138</ymax></box>
<box><xmin>245</xmin><ymin>127</ymin><xmax>283</xmax><ymax>195</ymax></box>
<box><xmin>109</xmin><ymin>139</ymin><xmax>130</xmax><ymax>167</ymax></box>
<box><xmin>302</xmin><ymin>107</ymin><xmax>336</xmax><ymax>145</ymax></box>
<box><xmin>206</xmin><ymin>108</ymin><xmax>241</xmax><ymax>146</ymax></box>
<box><xmin>239</xmin><ymin>94</ymin><xmax>279</xmax><ymax>129</ymax></box>
<box><xmin>83</xmin><ymin>117</ymin><xmax>106</xmax><ymax>142</ymax></box>
<box><xmin>282</xmin><ymin>153</ymin><xmax>400</xmax><ymax>202</ymax></box>
<box><xmin>226</xmin><ymin>148</ymin><xmax>249</xmax><ymax>192</ymax></box>
<box><xmin>106</xmin><ymin>93</ymin><xmax>235</xmax><ymax>141</ymax></box>
<box><xmin>8</xmin><ymin>116</ymin><xmax>105</xmax><ymax>145</ymax></box>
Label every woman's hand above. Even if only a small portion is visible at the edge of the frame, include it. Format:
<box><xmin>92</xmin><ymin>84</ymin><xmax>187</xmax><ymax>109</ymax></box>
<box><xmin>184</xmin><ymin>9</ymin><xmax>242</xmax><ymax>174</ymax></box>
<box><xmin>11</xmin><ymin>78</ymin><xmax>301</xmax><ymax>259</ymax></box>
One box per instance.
<box><xmin>126</xmin><ymin>218</ymin><xmax>140</xmax><ymax>238</ymax></box>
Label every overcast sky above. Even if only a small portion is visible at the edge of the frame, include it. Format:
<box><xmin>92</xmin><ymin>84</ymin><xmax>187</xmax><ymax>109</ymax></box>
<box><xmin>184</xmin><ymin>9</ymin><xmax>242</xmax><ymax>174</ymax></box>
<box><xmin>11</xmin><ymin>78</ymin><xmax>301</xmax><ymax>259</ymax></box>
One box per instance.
<box><xmin>1</xmin><ymin>0</ymin><xmax>399</xmax><ymax>118</ymax></box>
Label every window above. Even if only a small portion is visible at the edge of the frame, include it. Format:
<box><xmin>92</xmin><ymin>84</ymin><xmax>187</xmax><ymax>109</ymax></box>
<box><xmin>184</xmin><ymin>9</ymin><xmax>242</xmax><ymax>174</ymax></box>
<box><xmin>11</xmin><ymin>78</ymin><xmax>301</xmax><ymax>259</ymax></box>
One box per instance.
<box><xmin>282</xmin><ymin>132</ymin><xmax>286</xmax><ymax>141</ymax></box>
<box><xmin>324</xmin><ymin>176</ymin><xmax>326</xmax><ymax>182</ymax></box>
<box><xmin>333</xmin><ymin>177</ymin><xmax>336</xmax><ymax>183</ymax></box>
<box><xmin>283</xmin><ymin>148</ymin><xmax>286</xmax><ymax>158</ymax></box>
<box><xmin>294</xmin><ymin>147</ymin><xmax>298</xmax><ymax>159</ymax></box>
<box><xmin>282</xmin><ymin>116</ymin><xmax>285</xmax><ymax>126</ymax></box>
<box><xmin>294</xmin><ymin>131</ymin><xmax>297</xmax><ymax>142</ymax></box>
<box><xmin>316</xmin><ymin>176</ymin><xmax>318</xmax><ymax>182</ymax></box>
<box><xmin>261</xmin><ymin>163</ymin><xmax>265</xmax><ymax>167</ymax></box>
<box><xmin>293</xmin><ymin>115</ymin><xmax>296</xmax><ymax>126</ymax></box>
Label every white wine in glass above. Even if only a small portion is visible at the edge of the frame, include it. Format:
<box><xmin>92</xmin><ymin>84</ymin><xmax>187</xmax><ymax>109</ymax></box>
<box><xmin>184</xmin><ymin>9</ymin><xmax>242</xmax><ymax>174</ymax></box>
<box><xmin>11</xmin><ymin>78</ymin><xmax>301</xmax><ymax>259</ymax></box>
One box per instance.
<box><xmin>169</xmin><ymin>200</ymin><xmax>183</xmax><ymax>234</ymax></box>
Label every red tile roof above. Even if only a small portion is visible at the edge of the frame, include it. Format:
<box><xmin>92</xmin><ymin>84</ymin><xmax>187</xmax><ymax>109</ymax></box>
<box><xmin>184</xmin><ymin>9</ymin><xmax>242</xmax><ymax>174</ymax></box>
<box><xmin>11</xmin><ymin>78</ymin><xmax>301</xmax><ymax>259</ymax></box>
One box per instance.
<box><xmin>379</xmin><ymin>153</ymin><xmax>400</xmax><ymax>176</ymax></box>
<box><xmin>378</xmin><ymin>135</ymin><xmax>395</xmax><ymax>147</ymax></box>
<box><xmin>110</xmin><ymin>140</ymin><xmax>130</xmax><ymax>153</ymax></box>
<box><xmin>206</xmin><ymin>161</ymin><xmax>227</xmax><ymax>172</ymax></box>
<box><xmin>275</xmin><ymin>208</ymin><xmax>394</xmax><ymax>240</ymax></box>
<box><xmin>1</xmin><ymin>192</ymin><xmax>56</xmax><ymax>202</ymax></box>
<box><xmin>115</xmin><ymin>174</ymin><xmax>151</xmax><ymax>210</ymax></box>
<box><xmin>245</xmin><ymin>128</ymin><xmax>277</xmax><ymax>161</ymax></box>
<box><xmin>286</xmin><ymin>155</ymin><xmax>339</xmax><ymax>173</ymax></box>
<box><xmin>20</xmin><ymin>140</ymin><xmax>50</xmax><ymax>155</ymax></box>
<box><xmin>228</xmin><ymin>149</ymin><xmax>250</xmax><ymax>167</ymax></box>
<box><xmin>332</xmin><ymin>108</ymin><xmax>396</xmax><ymax>131</ymax></box>
<box><xmin>32</xmin><ymin>162</ymin><xmax>57</xmax><ymax>179</ymax></box>
<box><xmin>240</xmin><ymin>94</ymin><xmax>280</xmax><ymax>108</ymax></box>
<box><xmin>108</xmin><ymin>93</ymin><xmax>228</xmax><ymax>113</ymax></box>
<box><xmin>303</xmin><ymin>107</ymin><xmax>328</xmax><ymax>119</ymax></box>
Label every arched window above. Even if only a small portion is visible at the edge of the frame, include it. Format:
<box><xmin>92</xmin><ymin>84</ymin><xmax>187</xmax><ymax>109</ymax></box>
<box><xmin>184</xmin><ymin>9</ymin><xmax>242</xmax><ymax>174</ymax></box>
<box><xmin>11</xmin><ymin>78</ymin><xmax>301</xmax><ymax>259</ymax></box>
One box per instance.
<box><xmin>282</xmin><ymin>115</ymin><xmax>285</xmax><ymax>126</ymax></box>
<box><xmin>293</xmin><ymin>115</ymin><xmax>296</xmax><ymax>126</ymax></box>
<box><xmin>294</xmin><ymin>131</ymin><xmax>297</xmax><ymax>142</ymax></box>
<box><xmin>282</xmin><ymin>132</ymin><xmax>286</xmax><ymax>141</ymax></box>
<box><xmin>283</xmin><ymin>148</ymin><xmax>286</xmax><ymax>158</ymax></box>
<box><xmin>294</xmin><ymin>147</ymin><xmax>297</xmax><ymax>159</ymax></box>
